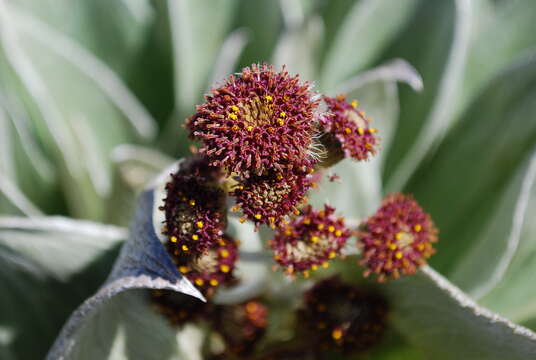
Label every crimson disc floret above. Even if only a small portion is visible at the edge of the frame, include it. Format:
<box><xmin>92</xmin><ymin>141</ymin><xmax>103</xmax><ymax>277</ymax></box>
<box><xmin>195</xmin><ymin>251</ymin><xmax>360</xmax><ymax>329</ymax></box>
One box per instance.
<box><xmin>171</xmin><ymin>234</ymin><xmax>239</xmax><ymax>297</ymax></box>
<box><xmin>161</xmin><ymin>157</ymin><xmax>226</xmax><ymax>256</ymax></box>
<box><xmin>187</xmin><ymin>63</ymin><xmax>319</xmax><ymax>178</ymax></box>
<box><xmin>320</xmin><ymin>94</ymin><xmax>378</xmax><ymax>164</ymax></box>
<box><xmin>358</xmin><ymin>193</ymin><xmax>438</xmax><ymax>282</ymax></box>
<box><xmin>297</xmin><ymin>276</ymin><xmax>388</xmax><ymax>353</ymax></box>
<box><xmin>270</xmin><ymin>205</ymin><xmax>350</xmax><ymax>275</ymax></box>
<box><xmin>231</xmin><ymin>161</ymin><xmax>314</xmax><ymax>227</ymax></box>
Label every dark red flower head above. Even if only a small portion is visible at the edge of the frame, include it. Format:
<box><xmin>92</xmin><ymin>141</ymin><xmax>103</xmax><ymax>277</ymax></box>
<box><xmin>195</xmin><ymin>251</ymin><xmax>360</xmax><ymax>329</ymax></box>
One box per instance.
<box><xmin>297</xmin><ymin>276</ymin><xmax>388</xmax><ymax>353</ymax></box>
<box><xmin>358</xmin><ymin>193</ymin><xmax>438</xmax><ymax>282</ymax></box>
<box><xmin>161</xmin><ymin>157</ymin><xmax>226</xmax><ymax>256</ymax></box>
<box><xmin>231</xmin><ymin>161</ymin><xmax>314</xmax><ymax>227</ymax></box>
<box><xmin>171</xmin><ymin>234</ymin><xmax>239</xmax><ymax>297</ymax></box>
<box><xmin>210</xmin><ymin>300</ymin><xmax>268</xmax><ymax>356</ymax></box>
<box><xmin>320</xmin><ymin>94</ymin><xmax>378</xmax><ymax>164</ymax></box>
<box><xmin>270</xmin><ymin>205</ymin><xmax>350</xmax><ymax>275</ymax></box>
<box><xmin>186</xmin><ymin>63</ymin><xmax>319</xmax><ymax>178</ymax></box>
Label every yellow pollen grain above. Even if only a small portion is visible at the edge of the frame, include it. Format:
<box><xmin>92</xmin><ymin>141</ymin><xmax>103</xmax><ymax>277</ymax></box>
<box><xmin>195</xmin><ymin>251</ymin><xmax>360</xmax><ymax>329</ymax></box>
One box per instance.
<box><xmin>303</xmin><ymin>218</ymin><xmax>311</xmax><ymax>225</ymax></box>
<box><xmin>328</xmin><ymin>225</ymin><xmax>335</xmax><ymax>233</ymax></box>
<box><xmin>369</xmin><ymin>128</ymin><xmax>378</xmax><ymax>133</ymax></box>
<box><xmin>329</xmin><ymin>251</ymin><xmax>337</xmax><ymax>259</ymax></box>
<box><xmin>351</xmin><ymin>100</ymin><xmax>359</xmax><ymax>108</ymax></box>
<box><xmin>265</xmin><ymin>95</ymin><xmax>273</xmax><ymax>102</ymax></box>
<box><xmin>365</xmin><ymin>143</ymin><xmax>372</xmax><ymax>149</ymax></box>
<box><xmin>285</xmin><ymin>229</ymin><xmax>292</xmax><ymax>236</ymax></box>
<box><xmin>414</xmin><ymin>224</ymin><xmax>422</xmax><ymax>232</ymax></box>
<box><xmin>195</xmin><ymin>278</ymin><xmax>204</xmax><ymax>286</ymax></box>
<box><xmin>294</xmin><ymin>209</ymin><xmax>300</xmax><ymax>215</ymax></box>
<box><xmin>231</xmin><ymin>125</ymin><xmax>239</xmax><ymax>131</ymax></box>
<box><xmin>335</xmin><ymin>230</ymin><xmax>342</xmax><ymax>237</ymax></box>
<box><xmin>332</xmin><ymin>329</ymin><xmax>343</xmax><ymax>340</ymax></box>
<box><xmin>311</xmin><ymin>264</ymin><xmax>318</xmax><ymax>271</ymax></box>
<box><xmin>189</xmin><ymin>199</ymin><xmax>196</xmax><ymax>206</ymax></box>
<box><xmin>395</xmin><ymin>251</ymin><xmax>403</xmax><ymax>259</ymax></box>
<box><xmin>191</xmin><ymin>234</ymin><xmax>199</xmax><ymax>241</ymax></box>
<box><xmin>210</xmin><ymin>279</ymin><xmax>219</xmax><ymax>286</ymax></box>
<box><xmin>196</xmin><ymin>221</ymin><xmax>204</xmax><ymax>228</ymax></box>
<box><xmin>247</xmin><ymin>125</ymin><xmax>254</xmax><ymax>131</ymax></box>
<box><xmin>228</xmin><ymin>113</ymin><xmax>238</xmax><ymax>120</ymax></box>
<box><xmin>170</xmin><ymin>236</ymin><xmax>178</xmax><ymax>243</ymax></box>
<box><xmin>311</xmin><ymin>236</ymin><xmax>319</xmax><ymax>243</ymax></box>
<box><xmin>417</xmin><ymin>243</ymin><xmax>425</xmax><ymax>251</ymax></box>
<box><xmin>220</xmin><ymin>264</ymin><xmax>231</xmax><ymax>273</ymax></box>
<box><xmin>277</xmin><ymin>118</ymin><xmax>285</xmax><ymax>126</ymax></box>
<box><xmin>395</xmin><ymin>232</ymin><xmax>403</xmax><ymax>241</ymax></box>
<box><xmin>345</xmin><ymin>127</ymin><xmax>352</xmax><ymax>134</ymax></box>
<box><xmin>239</xmin><ymin>217</ymin><xmax>246</xmax><ymax>224</ymax></box>
<box><xmin>182</xmin><ymin>245</ymin><xmax>189</xmax><ymax>251</ymax></box>
<box><xmin>280</xmin><ymin>111</ymin><xmax>286</xmax><ymax>117</ymax></box>
<box><xmin>254</xmin><ymin>214</ymin><xmax>262</xmax><ymax>220</ymax></box>
<box><xmin>317</xmin><ymin>223</ymin><xmax>325</xmax><ymax>230</ymax></box>
<box><xmin>220</xmin><ymin>249</ymin><xmax>230</xmax><ymax>258</ymax></box>
<box><xmin>303</xmin><ymin>271</ymin><xmax>310</xmax><ymax>278</ymax></box>
<box><xmin>389</xmin><ymin>243</ymin><xmax>397</xmax><ymax>250</ymax></box>
<box><xmin>322</xmin><ymin>262</ymin><xmax>329</xmax><ymax>268</ymax></box>
<box><xmin>231</xmin><ymin>105</ymin><xmax>239</xmax><ymax>112</ymax></box>
<box><xmin>357</xmin><ymin>127</ymin><xmax>365</xmax><ymax>135</ymax></box>
<box><xmin>179</xmin><ymin>266</ymin><xmax>189</xmax><ymax>273</ymax></box>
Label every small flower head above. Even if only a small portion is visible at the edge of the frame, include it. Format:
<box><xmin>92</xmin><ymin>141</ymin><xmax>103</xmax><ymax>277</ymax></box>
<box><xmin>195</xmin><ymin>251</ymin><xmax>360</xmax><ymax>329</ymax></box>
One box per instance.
<box><xmin>210</xmin><ymin>300</ymin><xmax>268</xmax><ymax>356</ymax></box>
<box><xmin>320</xmin><ymin>95</ymin><xmax>379</xmax><ymax>164</ymax></box>
<box><xmin>161</xmin><ymin>157</ymin><xmax>226</xmax><ymax>255</ymax></box>
<box><xmin>270</xmin><ymin>205</ymin><xmax>350</xmax><ymax>275</ymax></box>
<box><xmin>187</xmin><ymin>63</ymin><xmax>319</xmax><ymax>178</ymax></box>
<box><xmin>151</xmin><ymin>289</ymin><xmax>209</xmax><ymax>327</ymax></box>
<box><xmin>297</xmin><ymin>276</ymin><xmax>388</xmax><ymax>353</ymax></box>
<box><xmin>171</xmin><ymin>234</ymin><xmax>239</xmax><ymax>297</ymax></box>
<box><xmin>358</xmin><ymin>193</ymin><xmax>438</xmax><ymax>282</ymax></box>
<box><xmin>231</xmin><ymin>162</ymin><xmax>314</xmax><ymax>227</ymax></box>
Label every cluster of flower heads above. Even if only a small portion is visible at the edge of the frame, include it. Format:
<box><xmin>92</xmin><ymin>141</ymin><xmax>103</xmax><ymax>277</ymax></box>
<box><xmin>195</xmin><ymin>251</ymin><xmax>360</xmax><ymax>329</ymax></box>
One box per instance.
<box><xmin>358</xmin><ymin>193</ymin><xmax>438</xmax><ymax>282</ymax></box>
<box><xmin>270</xmin><ymin>205</ymin><xmax>351</xmax><ymax>276</ymax></box>
<box><xmin>297</xmin><ymin>276</ymin><xmax>388</xmax><ymax>353</ymax></box>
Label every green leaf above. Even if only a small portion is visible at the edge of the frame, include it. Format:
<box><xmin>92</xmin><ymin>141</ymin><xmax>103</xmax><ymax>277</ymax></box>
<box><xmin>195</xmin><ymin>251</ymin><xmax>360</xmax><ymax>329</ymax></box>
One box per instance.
<box><xmin>407</xmin><ymin>53</ymin><xmax>536</xmax><ymax>275</ymax></box>
<box><xmin>383</xmin><ymin>266</ymin><xmax>536</xmax><ymax>359</ymax></box>
<box><xmin>320</xmin><ymin>0</ymin><xmax>419</xmax><ymax>92</ymax></box>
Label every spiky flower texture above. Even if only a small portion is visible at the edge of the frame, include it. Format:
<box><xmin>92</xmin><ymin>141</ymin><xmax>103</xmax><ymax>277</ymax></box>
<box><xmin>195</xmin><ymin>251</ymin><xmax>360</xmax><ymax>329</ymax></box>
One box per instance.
<box><xmin>358</xmin><ymin>193</ymin><xmax>438</xmax><ymax>282</ymax></box>
<box><xmin>187</xmin><ymin>63</ymin><xmax>319</xmax><ymax>179</ymax></box>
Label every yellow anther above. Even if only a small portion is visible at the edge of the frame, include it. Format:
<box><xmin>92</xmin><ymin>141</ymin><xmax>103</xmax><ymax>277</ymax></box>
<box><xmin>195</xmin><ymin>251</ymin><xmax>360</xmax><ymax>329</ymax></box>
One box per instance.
<box><xmin>265</xmin><ymin>95</ymin><xmax>273</xmax><ymax>102</ymax></box>
<box><xmin>414</xmin><ymin>224</ymin><xmax>422</xmax><ymax>232</ymax></box>
<box><xmin>357</xmin><ymin>127</ymin><xmax>365</xmax><ymax>135</ymax></box>
<box><xmin>192</xmin><ymin>234</ymin><xmax>199</xmax><ymax>241</ymax></box>
<box><xmin>389</xmin><ymin>243</ymin><xmax>397</xmax><ymax>250</ymax></box>
<box><xmin>228</xmin><ymin>113</ymin><xmax>238</xmax><ymax>120</ymax></box>
<box><xmin>189</xmin><ymin>199</ymin><xmax>196</xmax><ymax>206</ymax></box>
<box><xmin>231</xmin><ymin>125</ymin><xmax>239</xmax><ymax>131</ymax></box>
<box><xmin>220</xmin><ymin>264</ymin><xmax>230</xmax><ymax>273</ymax></box>
<box><xmin>179</xmin><ymin>266</ymin><xmax>189</xmax><ymax>273</ymax></box>
<box><xmin>395</xmin><ymin>251</ymin><xmax>403</xmax><ymax>259</ymax></box>
<box><xmin>246</xmin><ymin>301</ymin><xmax>258</xmax><ymax>313</ymax></box>
<box><xmin>417</xmin><ymin>243</ymin><xmax>425</xmax><ymax>251</ymax></box>
<box><xmin>311</xmin><ymin>236</ymin><xmax>319</xmax><ymax>243</ymax></box>
<box><xmin>322</xmin><ymin>262</ymin><xmax>329</xmax><ymax>268</ymax></box>
<box><xmin>351</xmin><ymin>100</ymin><xmax>359</xmax><ymax>108</ymax></box>
<box><xmin>231</xmin><ymin>105</ymin><xmax>239</xmax><ymax>112</ymax></box>
<box><xmin>239</xmin><ymin>217</ymin><xmax>246</xmax><ymax>224</ymax></box>
<box><xmin>332</xmin><ymin>328</ymin><xmax>343</xmax><ymax>340</ymax></box>
<box><xmin>369</xmin><ymin>128</ymin><xmax>378</xmax><ymax>133</ymax></box>
<box><xmin>280</xmin><ymin>111</ymin><xmax>286</xmax><ymax>117</ymax></box>
<box><xmin>303</xmin><ymin>271</ymin><xmax>310</xmax><ymax>278</ymax></box>
<box><xmin>293</xmin><ymin>209</ymin><xmax>300</xmax><ymax>215</ymax></box>
<box><xmin>254</xmin><ymin>214</ymin><xmax>262</xmax><ymax>220</ymax></box>
<box><xmin>247</xmin><ymin>125</ymin><xmax>254</xmax><ymax>131</ymax></box>
<box><xmin>209</xmin><ymin>279</ymin><xmax>219</xmax><ymax>286</ymax></box>
<box><xmin>395</xmin><ymin>232</ymin><xmax>403</xmax><ymax>241</ymax></box>
<box><xmin>277</xmin><ymin>118</ymin><xmax>285</xmax><ymax>126</ymax></box>
<box><xmin>329</xmin><ymin>251</ymin><xmax>337</xmax><ymax>259</ymax></box>
<box><xmin>285</xmin><ymin>229</ymin><xmax>292</xmax><ymax>236</ymax></box>
<box><xmin>328</xmin><ymin>225</ymin><xmax>335</xmax><ymax>233</ymax></box>
<box><xmin>365</xmin><ymin>142</ymin><xmax>373</xmax><ymax>149</ymax></box>
<box><xmin>317</xmin><ymin>223</ymin><xmax>325</xmax><ymax>230</ymax></box>
<box><xmin>182</xmin><ymin>245</ymin><xmax>189</xmax><ymax>251</ymax></box>
<box><xmin>335</xmin><ymin>230</ymin><xmax>342</xmax><ymax>237</ymax></box>
<box><xmin>303</xmin><ymin>218</ymin><xmax>311</xmax><ymax>225</ymax></box>
<box><xmin>218</xmin><ymin>250</ymin><xmax>229</xmax><ymax>260</ymax></box>
<box><xmin>196</xmin><ymin>221</ymin><xmax>204</xmax><ymax>228</ymax></box>
<box><xmin>311</xmin><ymin>264</ymin><xmax>318</xmax><ymax>271</ymax></box>
<box><xmin>195</xmin><ymin>278</ymin><xmax>204</xmax><ymax>286</ymax></box>
<box><xmin>276</xmin><ymin>174</ymin><xmax>283</xmax><ymax>181</ymax></box>
<box><xmin>345</xmin><ymin>127</ymin><xmax>352</xmax><ymax>134</ymax></box>
<box><xmin>170</xmin><ymin>236</ymin><xmax>178</xmax><ymax>243</ymax></box>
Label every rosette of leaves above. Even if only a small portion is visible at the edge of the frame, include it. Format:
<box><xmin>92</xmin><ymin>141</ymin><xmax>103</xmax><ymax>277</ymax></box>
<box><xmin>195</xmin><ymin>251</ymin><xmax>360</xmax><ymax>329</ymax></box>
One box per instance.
<box><xmin>1</xmin><ymin>0</ymin><xmax>536</xmax><ymax>359</ymax></box>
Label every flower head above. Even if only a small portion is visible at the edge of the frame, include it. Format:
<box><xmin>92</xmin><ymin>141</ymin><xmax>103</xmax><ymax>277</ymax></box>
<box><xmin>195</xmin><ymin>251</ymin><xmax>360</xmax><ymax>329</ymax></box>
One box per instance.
<box><xmin>319</xmin><ymin>94</ymin><xmax>378</xmax><ymax>164</ymax></box>
<box><xmin>297</xmin><ymin>276</ymin><xmax>388</xmax><ymax>353</ymax></box>
<box><xmin>161</xmin><ymin>157</ymin><xmax>226</xmax><ymax>255</ymax></box>
<box><xmin>171</xmin><ymin>234</ymin><xmax>239</xmax><ymax>297</ymax></box>
<box><xmin>187</xmin><ymin>63</ymin><xmax>319</xmax><ymax>178</ymax></box>
<box><xmin>358</xmin><ymin>193</ymin><xmax>438</xmax><ymax>282</ymax></box>
<box><xmin>231</xmin><ymin>161</ymin><xmax>314</xmax><ymax>227</ymax></box>
<box><xmin>270</xmin><ymin>205</ymin><xmax>350</xmax><ymax>275</ymax></box>
<box><xmin>210</xmin><ymin>300</ymin><xmax>268</xmax><ymax>356</ymax></box>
